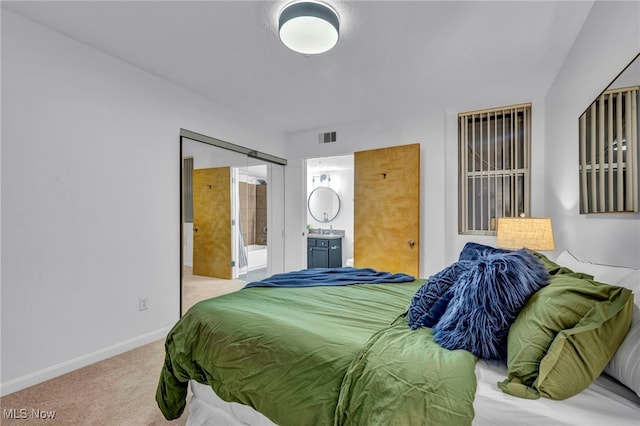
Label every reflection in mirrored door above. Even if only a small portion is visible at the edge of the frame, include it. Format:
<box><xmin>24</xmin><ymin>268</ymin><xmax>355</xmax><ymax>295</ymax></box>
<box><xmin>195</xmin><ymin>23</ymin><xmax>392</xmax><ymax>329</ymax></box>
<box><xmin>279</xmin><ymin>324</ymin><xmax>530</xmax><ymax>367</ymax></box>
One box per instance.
<box><xmin>192</xmin><ymin>165</ymin><xmax>233</xmax><ymax>279</ymax></box>
<box><xmin>236</xmin><ymin>163</ymin><xmax>269</xmax><ymax>282</ymax></box>
<box><xmin>578</xmin><ymin>53</ymin><xmax>639</xmax><ymax>214</ymax></box>
<box><xmin>180</xmin><ymin>131</ymin><xmax>286</xmax><ymax>315</ymax></box>
<box><xmin>182</xmin><ymin>139</ymin><xmax>245</xmax><ymax>282</ymax></box>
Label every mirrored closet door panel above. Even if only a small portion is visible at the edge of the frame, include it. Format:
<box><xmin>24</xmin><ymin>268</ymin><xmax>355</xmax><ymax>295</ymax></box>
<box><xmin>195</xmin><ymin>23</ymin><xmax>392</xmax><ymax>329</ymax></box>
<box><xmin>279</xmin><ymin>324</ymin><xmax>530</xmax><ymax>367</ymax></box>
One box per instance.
<box><xmin>181</xmin><ymin>132</ymin><xmax>286</xmax><ymax>315</ymax></box>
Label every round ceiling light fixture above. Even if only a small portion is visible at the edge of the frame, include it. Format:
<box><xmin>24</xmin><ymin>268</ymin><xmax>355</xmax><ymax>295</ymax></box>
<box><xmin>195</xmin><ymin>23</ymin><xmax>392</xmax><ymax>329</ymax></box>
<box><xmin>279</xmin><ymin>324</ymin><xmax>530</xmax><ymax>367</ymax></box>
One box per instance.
<box><xmin>278</xmin><ymin>1</ymin><xmax>340</xmax><ymax>55</ymax></box>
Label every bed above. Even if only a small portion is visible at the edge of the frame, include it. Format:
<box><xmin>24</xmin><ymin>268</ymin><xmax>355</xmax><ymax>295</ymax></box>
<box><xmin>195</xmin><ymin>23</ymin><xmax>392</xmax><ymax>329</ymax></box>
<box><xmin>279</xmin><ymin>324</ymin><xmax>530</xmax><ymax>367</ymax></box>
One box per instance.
<box><xmin>157</xmin><ymin>245</ymin><xmax>640</xmax><ymax>425</ymax></box>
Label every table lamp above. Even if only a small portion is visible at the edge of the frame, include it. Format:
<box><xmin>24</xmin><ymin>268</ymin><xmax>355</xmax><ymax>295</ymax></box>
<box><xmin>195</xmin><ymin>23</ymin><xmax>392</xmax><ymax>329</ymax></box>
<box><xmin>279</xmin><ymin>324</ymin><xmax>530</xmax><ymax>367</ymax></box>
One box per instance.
<box><xmin>496</xmin><ymin>217</ymin><xmax>555</xmax><ymax>251</ymax></box>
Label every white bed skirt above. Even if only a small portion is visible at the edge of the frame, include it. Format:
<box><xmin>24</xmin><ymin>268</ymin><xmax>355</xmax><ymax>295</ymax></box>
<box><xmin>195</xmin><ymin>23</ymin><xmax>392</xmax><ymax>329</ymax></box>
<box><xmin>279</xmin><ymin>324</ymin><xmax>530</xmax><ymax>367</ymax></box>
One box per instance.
<box><xmin>186</xmin><ymin>361</ymin><xmax>640</xmax><ymax>426</ymax></box>
<box><xmin>188</xmin><ymin>380</ymin><xmax>276</xmax><ymax>426</ymax></box>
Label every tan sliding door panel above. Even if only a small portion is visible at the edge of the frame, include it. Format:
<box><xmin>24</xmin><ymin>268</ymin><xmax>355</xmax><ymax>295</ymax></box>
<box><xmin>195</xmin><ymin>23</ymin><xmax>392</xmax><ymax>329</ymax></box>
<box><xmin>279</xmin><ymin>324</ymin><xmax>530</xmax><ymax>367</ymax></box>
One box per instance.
<box><xmin>193</xmin><ymin>167</ymin><xmax>232</xmax><ymax>279</ymax></box>
<box><xmin>354</xmin><ymin>143</ymin><xmax>420</xmax><ymax>277</ymax></box>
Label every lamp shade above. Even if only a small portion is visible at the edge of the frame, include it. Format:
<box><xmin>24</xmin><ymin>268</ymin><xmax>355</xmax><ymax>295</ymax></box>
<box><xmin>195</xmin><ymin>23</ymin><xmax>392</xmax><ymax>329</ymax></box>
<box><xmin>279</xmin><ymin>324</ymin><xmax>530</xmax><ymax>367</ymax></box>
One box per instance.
<box><xmin>279</xmin><ymin>1</ymin><xmax>339</xmax><ymax>55</ymax></box>
<box><xmin>496</xmin><ymin>217</ymin><xmax>555</xmax><ymax>251</ymax></box>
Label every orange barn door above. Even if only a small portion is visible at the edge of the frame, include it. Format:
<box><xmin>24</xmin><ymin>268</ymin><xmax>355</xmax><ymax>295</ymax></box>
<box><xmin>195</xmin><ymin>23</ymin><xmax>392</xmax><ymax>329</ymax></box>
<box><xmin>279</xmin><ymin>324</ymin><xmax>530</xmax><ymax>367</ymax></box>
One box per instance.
<box><xmin>192</xmin><ymin>167</ymin><xmax>232</xmax><ymax>279</ymax></box>
<box><xmin>354</xmin><ymin>144</ymin><xmax>420</xmax><ymax>276</ymax></box>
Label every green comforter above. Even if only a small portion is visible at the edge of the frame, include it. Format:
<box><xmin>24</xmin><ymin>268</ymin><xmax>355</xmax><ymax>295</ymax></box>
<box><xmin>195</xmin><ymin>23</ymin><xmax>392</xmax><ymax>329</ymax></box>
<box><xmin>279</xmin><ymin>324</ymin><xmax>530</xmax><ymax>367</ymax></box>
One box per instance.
<box><xmin>156</xmin><ymin>280</ymin><xmax>477</xmax><ymax>425</ymax></box>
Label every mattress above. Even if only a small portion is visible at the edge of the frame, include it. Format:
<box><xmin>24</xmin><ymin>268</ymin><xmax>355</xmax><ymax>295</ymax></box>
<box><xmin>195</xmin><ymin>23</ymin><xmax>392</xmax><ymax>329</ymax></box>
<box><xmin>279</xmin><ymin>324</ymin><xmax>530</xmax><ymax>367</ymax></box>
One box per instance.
<box><xmin>186</xmin><ymin>362</ymin><xmax>640</xmax><ymax>426</ymax></box>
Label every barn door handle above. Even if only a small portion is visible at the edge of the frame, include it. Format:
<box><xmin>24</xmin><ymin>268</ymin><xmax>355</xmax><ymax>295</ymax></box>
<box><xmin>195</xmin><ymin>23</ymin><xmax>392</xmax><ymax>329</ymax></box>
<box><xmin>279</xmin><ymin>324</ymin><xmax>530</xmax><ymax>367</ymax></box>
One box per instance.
<box><xmin>408</xmin><ymin>240</ymin><xmax>415</xmax><ymax>247</ymax></box>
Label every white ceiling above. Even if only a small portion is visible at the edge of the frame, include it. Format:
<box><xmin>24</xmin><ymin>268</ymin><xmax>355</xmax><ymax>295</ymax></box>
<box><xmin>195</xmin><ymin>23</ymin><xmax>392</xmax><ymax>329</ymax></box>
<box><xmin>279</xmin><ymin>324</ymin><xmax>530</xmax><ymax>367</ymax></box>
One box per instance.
<box><xmin>2</xmin><ymin>0</ymin><xmax>594</xmax><ymax>134</ymax></box>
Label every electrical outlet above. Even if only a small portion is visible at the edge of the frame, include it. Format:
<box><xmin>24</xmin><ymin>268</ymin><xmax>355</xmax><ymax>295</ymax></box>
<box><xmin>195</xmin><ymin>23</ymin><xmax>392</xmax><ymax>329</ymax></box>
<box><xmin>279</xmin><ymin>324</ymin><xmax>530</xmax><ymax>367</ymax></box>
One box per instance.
<box><xmin>139</xmin><ymin>297</ymin><xmax>149</xmax><ymax>311</ymax></box>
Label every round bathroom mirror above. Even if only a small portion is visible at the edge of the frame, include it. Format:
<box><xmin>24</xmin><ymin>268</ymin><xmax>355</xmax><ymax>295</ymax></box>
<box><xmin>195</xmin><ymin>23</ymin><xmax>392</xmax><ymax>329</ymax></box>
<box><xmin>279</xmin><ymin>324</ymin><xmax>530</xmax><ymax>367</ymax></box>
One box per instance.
<box><xmin>308</xmin><ymin>186</ymin><xmax>341</xmax><ymax>222</ymax></box>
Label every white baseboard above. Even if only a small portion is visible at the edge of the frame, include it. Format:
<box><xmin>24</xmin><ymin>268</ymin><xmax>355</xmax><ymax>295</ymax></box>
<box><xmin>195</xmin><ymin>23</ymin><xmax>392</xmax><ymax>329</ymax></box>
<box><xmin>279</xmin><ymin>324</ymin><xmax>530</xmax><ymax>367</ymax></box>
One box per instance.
<box><xmin>0</xmin><ymin>326</ymin><xmax>172</xmax><ymax>397</ymax></box>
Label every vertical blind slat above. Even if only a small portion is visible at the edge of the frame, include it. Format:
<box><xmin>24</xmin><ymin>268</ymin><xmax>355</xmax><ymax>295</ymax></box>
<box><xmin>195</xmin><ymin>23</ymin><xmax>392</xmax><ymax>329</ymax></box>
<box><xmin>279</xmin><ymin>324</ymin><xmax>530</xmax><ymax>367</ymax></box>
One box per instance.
<box><xmin>484</xmin><ymin>112</ymin><xmax>488</xmax><ymax>228</ymax></box>
<box><xmin>493</xmin><ymin>111</ymin><xmax>498</xmax><ymax>230</ymax></box>
<box><xmin>502</xmin><ymin>111</ymin><xmax>507</xmax><ymax>219</ymax></box>
<box><xmin>479</xmin><ymin>113</ymin><xmax>484</xmax><ymax>231</ymax></box>
<box><xmin>458</xmin><ymin>117</ymin><xmax>467</xmax><ymax>231</ymax></box>
<box><xmin>579</xmin><ymin>114</ymin><xmax>588</xmax><ymax>213</ymax></box>
<box><xmin>524</xmin><ymin>107</ymin><xmax>530</xmax><ymax>214</ymax></box>
<box><xmin>607</xmin><ymin>93</ymin><xmax>614</xmax><ymax>210</ymax></box>
<box><xmin>485</xmin><ymin>112</ymin><xmax>489</xmax><ymax>229</ymax></box>
<box><xmin>616</xmin><ymin>93</ymin><xmax>624</xmax><ymax>211</ymax></box>
<box><xmin>471</xmin><ymin>114</ymin><xmax>476</xmax><ymax>231</ymax></box>
<box><xmin>513</xmin><ymin>108</ymin><xmax>518</xmax><ymax>215</ymax></box>
<box><xmin>512</xmin><ymin>108</ymin><xmax>516</xmax><ymax>216</ymax></box>
<box><xmin>462</xmin><ymin>116</ymin><xmax>468</xmax><ymax>232</ymax></box>
<box><xmin>624</xmin><ymin>91</ymin><xmax>633</xmax><ymax>208</ymax></box>
<box><xmin>590</xmin><ymin>103</ymin><xmax>597</xmax><ymax>211</ymax></box>
<box><xmin>598</xmin><ymin>96</ymin><xmax>606</xmax><ymax>212</ymax></box>
<box><xmin>463</xmin><ymin>115</ymin><xmax>470</xmax><ymax>232</ymax></box>
<box><xmin>631</xmin><ymin>90</ymin><xmax>639</xmax><ymax>211</ymax></box>
<box><xmin>459</xmin><ymin>118</ymin><xmax>464</xmax><ymax>232</ymax></box>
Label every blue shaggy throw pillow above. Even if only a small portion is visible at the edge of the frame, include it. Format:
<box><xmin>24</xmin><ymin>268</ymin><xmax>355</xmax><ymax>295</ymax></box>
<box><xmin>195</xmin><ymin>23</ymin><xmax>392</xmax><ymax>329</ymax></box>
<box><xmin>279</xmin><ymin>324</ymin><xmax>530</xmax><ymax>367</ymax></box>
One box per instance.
<box><xmin>458</xmin><ymin>242</ymin><xmax>511</xmax><ymax>262</ymax></box>
<box><xmin>433</xmin><ymin>249</ymin><xmax>549</xmax><ymax>360</ymax></box>
<box><xmin>407</xmin><ymin>260</ymin><xmax>475</xmax><ymax>329</ymax></box>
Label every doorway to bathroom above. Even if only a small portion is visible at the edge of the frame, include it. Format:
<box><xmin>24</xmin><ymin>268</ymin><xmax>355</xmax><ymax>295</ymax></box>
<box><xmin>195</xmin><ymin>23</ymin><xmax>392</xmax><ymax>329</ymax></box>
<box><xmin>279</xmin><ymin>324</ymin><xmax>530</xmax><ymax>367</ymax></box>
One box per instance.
<box><xmin>306</xmin><ymin>154</ymin><xmax>355</xmax><ymax>268</ymax></box>
<box><xmin>305</xmin><ymin>144</ymin><xmax>420</xmax><ymax>276</ymax></box>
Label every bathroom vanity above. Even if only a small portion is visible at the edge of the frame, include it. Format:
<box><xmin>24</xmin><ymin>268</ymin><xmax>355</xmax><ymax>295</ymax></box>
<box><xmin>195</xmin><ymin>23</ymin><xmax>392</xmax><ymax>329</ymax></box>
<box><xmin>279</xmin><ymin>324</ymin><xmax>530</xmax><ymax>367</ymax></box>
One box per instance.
<box><xmin>307</xmin><ymin>233</ymin><xmax>342</xmax><ymax>269</ymax></box>
<box><xmin>306</xmin><ymin>184</ymin><xmax>343</xmax><ymax>268</ymax></box>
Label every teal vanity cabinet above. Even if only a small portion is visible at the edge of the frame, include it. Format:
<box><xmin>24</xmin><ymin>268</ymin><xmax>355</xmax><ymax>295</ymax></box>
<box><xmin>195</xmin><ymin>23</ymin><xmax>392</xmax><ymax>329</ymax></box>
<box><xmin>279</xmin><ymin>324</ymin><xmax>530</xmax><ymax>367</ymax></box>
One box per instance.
<box><xmin>307</xmin><ymin>235</ymin><xmax>342</xmax><ymax>268</ymax></box>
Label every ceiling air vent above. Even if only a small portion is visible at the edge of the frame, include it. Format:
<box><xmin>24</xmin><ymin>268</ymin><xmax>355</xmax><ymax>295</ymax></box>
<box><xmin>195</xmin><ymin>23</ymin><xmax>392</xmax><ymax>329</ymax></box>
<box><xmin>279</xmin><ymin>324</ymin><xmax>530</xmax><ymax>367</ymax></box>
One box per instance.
<box><xmin>318</xmin><ymin>131</ymin><xmax>337</xmax><ymax>144</ymax></box>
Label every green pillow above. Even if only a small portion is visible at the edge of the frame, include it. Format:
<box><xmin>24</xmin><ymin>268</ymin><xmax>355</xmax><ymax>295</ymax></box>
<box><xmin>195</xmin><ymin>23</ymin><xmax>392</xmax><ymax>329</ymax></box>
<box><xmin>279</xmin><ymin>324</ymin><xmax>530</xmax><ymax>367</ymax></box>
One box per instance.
<box><xmin>531</xmin><ymin>251</ymin><xmax>593</xmax><ymax>279</ymax></box>
<box><xmin>499</xmin><ymin>273</ymin><xmax>633</xmax><ymax>400</ymax></box>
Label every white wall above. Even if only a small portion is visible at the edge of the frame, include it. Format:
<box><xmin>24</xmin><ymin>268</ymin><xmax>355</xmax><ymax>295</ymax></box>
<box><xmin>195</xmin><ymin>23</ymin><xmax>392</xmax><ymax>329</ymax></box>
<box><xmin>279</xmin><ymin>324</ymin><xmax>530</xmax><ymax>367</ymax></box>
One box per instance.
<box><xmin>544</xmin><ymin>1</ymin><xmax>640</xmax><ymax>268</ymax></box>
<box><xmin>283</xmin><ymin>101</ymin><xmax>551</xmax><ymax>277</ymax></box>
<box><xmin>1</xmin><ymin>11</ymin><xmax>285</xmax><ymax>394</ymax></box>
<box><xmin>297</xmin><ymin>6</ymin><xmax>639</xmax><ymax>273</ymax></box>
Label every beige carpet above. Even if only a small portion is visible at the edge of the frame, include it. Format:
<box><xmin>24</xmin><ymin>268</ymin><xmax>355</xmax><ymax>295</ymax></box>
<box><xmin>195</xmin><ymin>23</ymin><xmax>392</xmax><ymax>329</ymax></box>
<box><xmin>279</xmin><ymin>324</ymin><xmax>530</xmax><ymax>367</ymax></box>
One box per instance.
<box><xmin>1</xmin><ymin>270</ymin><xmax>246</xmax><ymax>425</ymax></box>
<box><xmin>182</xmin><ymin>266</ymin><xmax>247</xmax><ymax>313</ymax></box>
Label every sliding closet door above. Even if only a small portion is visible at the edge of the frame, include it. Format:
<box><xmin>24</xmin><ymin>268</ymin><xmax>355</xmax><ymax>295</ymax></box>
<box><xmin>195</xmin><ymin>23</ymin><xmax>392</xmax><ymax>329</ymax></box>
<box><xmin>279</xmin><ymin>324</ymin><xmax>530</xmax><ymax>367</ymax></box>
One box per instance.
<box><xmin>354</xmin><ymin>143</ymin><xmax>420</xmax><ymax>276</ymax></box>
<box><xmin>192</xmin><ymin>166</ymin><xmax>233</xmax><ymax>279</ymax></box>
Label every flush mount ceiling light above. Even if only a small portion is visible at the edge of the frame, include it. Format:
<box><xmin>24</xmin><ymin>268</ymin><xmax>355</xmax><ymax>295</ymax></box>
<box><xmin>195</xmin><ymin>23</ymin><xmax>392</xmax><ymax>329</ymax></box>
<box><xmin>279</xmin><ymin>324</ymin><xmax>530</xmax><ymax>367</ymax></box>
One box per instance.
<box><xmin>279</xmin><ymin>1</ymin><xmax>339</xmax><ymax>55</ymax></box>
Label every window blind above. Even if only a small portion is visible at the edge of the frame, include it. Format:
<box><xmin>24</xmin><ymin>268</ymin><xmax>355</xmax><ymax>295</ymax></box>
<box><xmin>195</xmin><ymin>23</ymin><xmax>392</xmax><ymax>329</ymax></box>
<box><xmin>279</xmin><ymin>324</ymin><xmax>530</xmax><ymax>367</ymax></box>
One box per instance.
<box><xmin>458</xmin><ymin>103</ymin><xmax>531</xmax><ymax>235</ymax></box>
<box><xmin>579</xmin><ymin>86</ymin><xmax>638</xmax><ymax>213</ymax></box>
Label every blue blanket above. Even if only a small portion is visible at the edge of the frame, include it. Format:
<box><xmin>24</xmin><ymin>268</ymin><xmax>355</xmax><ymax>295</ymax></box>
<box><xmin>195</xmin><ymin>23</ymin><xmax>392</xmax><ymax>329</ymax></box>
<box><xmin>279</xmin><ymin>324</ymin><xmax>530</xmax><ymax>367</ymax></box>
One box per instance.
<box><xmin>244</xmin><ymin>267</ymin><xmax>415</xmax><ymax>289</ymax></box>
